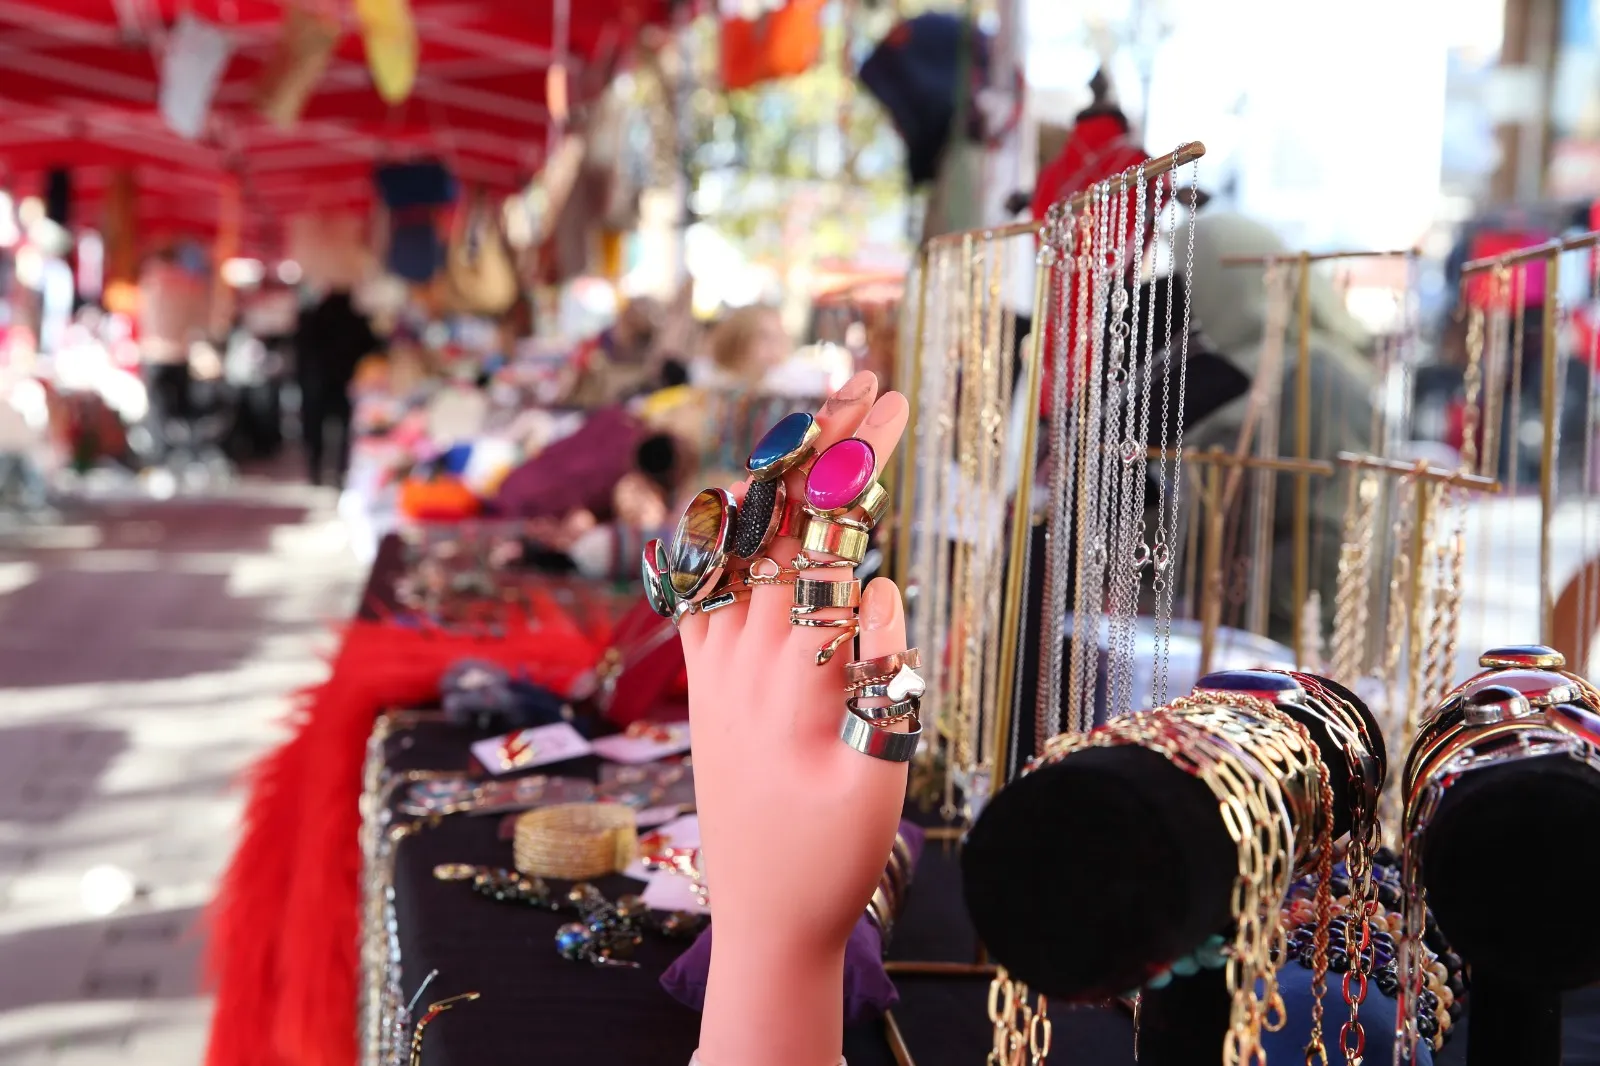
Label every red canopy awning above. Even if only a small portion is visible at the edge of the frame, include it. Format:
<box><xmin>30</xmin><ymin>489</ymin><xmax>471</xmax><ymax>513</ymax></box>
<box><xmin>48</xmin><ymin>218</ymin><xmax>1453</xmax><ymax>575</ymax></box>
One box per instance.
<box><xmin>0</xmin><ymin>0</ymin><xmax>674</xmax><ymax>255</ymax></box>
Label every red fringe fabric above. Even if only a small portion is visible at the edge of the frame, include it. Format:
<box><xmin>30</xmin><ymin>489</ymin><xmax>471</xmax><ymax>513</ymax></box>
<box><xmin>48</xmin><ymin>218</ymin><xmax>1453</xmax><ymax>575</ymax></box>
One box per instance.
<box><xmin>204</xmin><ymin>617</ymin><xmax>599</xmax><ymax>1066</ymax></box>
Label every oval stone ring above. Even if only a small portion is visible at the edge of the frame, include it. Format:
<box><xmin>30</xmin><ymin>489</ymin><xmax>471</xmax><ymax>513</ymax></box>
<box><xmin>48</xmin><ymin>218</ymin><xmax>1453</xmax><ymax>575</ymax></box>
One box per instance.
<box><xmin>746</xmin><ymin>411</ymin><xmax>821</xmax><ymax>482</ymax></box>
<box><xmin>804</xmin><ymin>438</ymin><xmax>890</xmax><ymax>528</ymax></box>
<box><xmin>667</xmin><ymin>487</ymin><xmax>739</xmax><ymax>604</ymax></box>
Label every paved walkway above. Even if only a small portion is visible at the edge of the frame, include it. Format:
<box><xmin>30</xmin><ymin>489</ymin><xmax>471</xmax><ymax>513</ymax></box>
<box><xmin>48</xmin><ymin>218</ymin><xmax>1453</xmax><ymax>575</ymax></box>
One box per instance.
<box><xmin>0</xmin><ymin>474</ymin><xmax>363</xmax><ymax>1065</ymax></box>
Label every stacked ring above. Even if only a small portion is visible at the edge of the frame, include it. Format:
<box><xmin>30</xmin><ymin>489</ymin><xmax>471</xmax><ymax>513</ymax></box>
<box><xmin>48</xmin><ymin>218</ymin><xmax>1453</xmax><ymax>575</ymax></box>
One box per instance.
<box><xmin>800</xmin><ymin>515</ymin><xmax>870</xmax><ymax>565</ymax></box>
<box><xmin>731</xmin><ymin>479</ymin><xmax>787</xmax><ymax>560</ymax></box>
<box><xmin>839</xmin><ymin>654</ymin><xmax>924</xmax><ymax>760</ymax></box>
<box><xmin>840</xmin><ymin>704</ymin><xmax>922</xmax><ymax>762</ymax></box>
<box><xmin>847</xmin><ymin>694</ymin><xmax>920</xmax><ymax>724</ymax></box>
<box><xmin>804</xmin><ymin>438</ymin><xmax>889</xmax><ymax>528</ymax></box>
<box><xmin>844</xmin><ymin>649</ymin><xmax>923</xmax><ymax>689</ymax></box>
<box><xmin>746</xmin><ymin>557</ymin><xmax>801</xmax><ymax>586</ymax></box>
<box><xmin>746</xmin><ymin>412</ymin><xmax>820</xmax><ymax>482</ymax></box>
<box><xmin>641</xmin><ymin>539</ymin><xmax>676</xmax><ymax>618</ymax></box>
<box><xmin>791</xmin><ymin>578</ymin><xmax>861</xmax><ymax>615</ymax></box>
<box><xmin>666</xmin><ymin>488</ymin><xmax>739</xmax><ymax>604</ymax></box>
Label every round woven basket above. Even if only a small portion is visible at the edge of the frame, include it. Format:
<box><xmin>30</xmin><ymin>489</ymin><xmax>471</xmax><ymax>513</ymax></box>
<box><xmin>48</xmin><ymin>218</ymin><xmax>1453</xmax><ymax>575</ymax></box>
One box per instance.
<box><xmin>513</xmin><ymin>803</ymin><xmax>638</xmax><ymax>880</ymax></box>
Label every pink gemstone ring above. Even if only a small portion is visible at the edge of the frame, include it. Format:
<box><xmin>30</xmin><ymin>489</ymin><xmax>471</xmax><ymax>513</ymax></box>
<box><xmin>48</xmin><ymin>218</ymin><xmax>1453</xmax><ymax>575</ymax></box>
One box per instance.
<box><xmin>803</xmin><ymin>438</ymin><xmax>891</xmax><ymax>526</ymax></box>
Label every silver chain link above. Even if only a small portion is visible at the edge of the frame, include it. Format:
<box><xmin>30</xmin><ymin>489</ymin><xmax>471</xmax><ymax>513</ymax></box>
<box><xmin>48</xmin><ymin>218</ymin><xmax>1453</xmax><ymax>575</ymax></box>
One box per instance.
<box><xmin>1154</xmin><ymin>152</ymin><xmax>1199</xmax><ymax>703</ymax></box>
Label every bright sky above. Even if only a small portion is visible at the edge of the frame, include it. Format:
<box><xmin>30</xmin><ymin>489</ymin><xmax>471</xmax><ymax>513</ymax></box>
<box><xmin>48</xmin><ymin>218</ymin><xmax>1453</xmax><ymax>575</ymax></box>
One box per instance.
<box><xmin>1023</xmin><ymin>0</ymin><xmax>1487</xmax><ymax>249</ymax></box>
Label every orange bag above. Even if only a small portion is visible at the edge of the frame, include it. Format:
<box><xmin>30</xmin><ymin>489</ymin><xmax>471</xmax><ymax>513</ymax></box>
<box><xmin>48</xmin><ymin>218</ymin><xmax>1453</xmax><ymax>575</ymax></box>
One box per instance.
<box><xmin>720</xmin><ymin>0</ymin><xmax>824</xmax><ymax>90</ymax></box>
<box><xmin>398</xmin><ymin>477</ymin><xmax>480</xmax><ymax>522</ymax></box>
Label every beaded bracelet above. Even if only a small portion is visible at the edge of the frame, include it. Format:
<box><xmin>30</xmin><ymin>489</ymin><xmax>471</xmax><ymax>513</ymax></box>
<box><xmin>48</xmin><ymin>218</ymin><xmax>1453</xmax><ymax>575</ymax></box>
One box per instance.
<box><xmin>1279</xmin><ymin>851</ymin><xmax>1466</xmax><ymax>1054</ymax></box>
<box><xmin>512</xmin><ymin>803</ymin><xmax>638</xmax><ymax>880</ymax></box>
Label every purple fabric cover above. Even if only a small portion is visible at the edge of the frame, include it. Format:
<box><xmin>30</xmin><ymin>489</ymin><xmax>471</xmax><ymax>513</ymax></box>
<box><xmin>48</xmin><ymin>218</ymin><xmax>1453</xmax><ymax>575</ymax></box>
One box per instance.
<box><xmin>492</xmin><ymin>406</ymin><xmax>645</xmax><ymax>521</ymax></box>
<box><xmin>659</xmin><ymin>821</ymin><xmax>925</xmax><ymax>1024</ymax></box>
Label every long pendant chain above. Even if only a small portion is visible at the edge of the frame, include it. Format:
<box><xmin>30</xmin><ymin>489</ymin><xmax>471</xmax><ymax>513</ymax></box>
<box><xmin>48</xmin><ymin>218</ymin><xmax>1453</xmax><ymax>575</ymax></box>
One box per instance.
<box><xmin>1418</xmin><ymin>481</ymin><xmax>1452</xmax><ymax>711</ymax></box>
<box><xmin>1153</xmin><ymin>153</ymin><xmax>1200</xmax><ymax>703</ymax></box>
<box><xmin>936</xmin><ymin>241</ymin><xmax>969</xmax><ymax>821</ymax></box>
<box><xmin>909</xmin><ymin>247</ymin><xmax>944</xmax><ymax>722</ymax></box>
<box><xmin>1068</xmin><ymin>183</ymin><xmax>1113</xmax><ymax>733</ymax></box>
<box><xmin>950</xmin><ymin>238</ymin><xmax>987</xmax><ymax>807</ymax></box>
<box><xmin>1110</xmin><ymin>163</ymin><xmax>1156</xmax><ymax>712</ymax></box>
<box><xmin>974</xmin><ymin>238</ymin><xmax>1008</xmax><ymax>778</ymax></box>
<box><xmin>1105</xmin><ymin>167</ymin><xmax>1142</xmax><ymax>714</ymax></box>
<box><xmin>1089</xmin><ymin>177</ymin><xmax>1129</xmax><ymax>714</ymax></box>
<box><xmin>1101</xmin><ymin>174</ymin><xmax>1137</xmax><ymax>716</ymax></box>
<box><xmin>1331</xmin><ymin>473</ymin><xmax>1380</xmax><ymax>682</ymax></box>
<box><xmin>1037</xmin><ymin>208</ymin><xmax>1077</xmax><ymax>750</ymax></box>
<box><xmin>1376</xmin><ymin>477</ymin><xmax>1416</xmax><ymax>838</ymax></box>
<box><xmin>1056</xmin><ymin>207</ymin><xmax>1093</xmax><ymax>736</ymax></box>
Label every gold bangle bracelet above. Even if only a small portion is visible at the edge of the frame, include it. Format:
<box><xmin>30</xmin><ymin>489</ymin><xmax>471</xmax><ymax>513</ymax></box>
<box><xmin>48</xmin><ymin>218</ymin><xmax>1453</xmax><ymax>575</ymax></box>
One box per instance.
<box><xmin>512</xmin><ymin>803</ymin><xmax>637</xmax><ymax>880</ymax></box>
<box><xmin>801</xmin><ymin>515</ymin><xmax>869</xmax><ymax>564</ymax></box>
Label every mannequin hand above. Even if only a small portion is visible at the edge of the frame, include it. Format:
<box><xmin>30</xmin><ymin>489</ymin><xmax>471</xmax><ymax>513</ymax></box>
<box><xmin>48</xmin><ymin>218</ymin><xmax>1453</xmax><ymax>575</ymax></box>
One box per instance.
<box><xmin>681</xmin><ymin>371</ymin><xmax>911</xmax><ymax>1066</ymax></box>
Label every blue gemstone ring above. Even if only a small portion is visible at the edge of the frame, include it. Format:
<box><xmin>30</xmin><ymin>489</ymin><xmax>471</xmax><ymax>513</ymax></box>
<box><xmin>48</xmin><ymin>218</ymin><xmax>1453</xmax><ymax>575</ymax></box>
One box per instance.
<box><xmin>746</xmin><ymin>412</ymin><xmax>821</xmax><ymax>482</ymax></box>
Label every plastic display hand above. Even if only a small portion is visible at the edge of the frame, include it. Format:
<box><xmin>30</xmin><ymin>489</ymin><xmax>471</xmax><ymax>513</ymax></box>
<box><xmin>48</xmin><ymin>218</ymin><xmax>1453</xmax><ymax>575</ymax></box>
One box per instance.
<box><xmin>680</xmin><ymin>371</ymin><xmax>912</xmax><ymax>1066</ymax></box>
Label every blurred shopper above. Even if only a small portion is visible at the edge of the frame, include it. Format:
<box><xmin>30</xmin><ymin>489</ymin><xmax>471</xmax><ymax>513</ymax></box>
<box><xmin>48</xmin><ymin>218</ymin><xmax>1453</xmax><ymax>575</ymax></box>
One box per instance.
<box><xmin>137</xmin><ymin>250</ymin><xmax>208</xmax><ymax>457</ymax></box>
<box><xmin>563</xmin><ymin>296</ymin><xmax>663</xmax><ymax>407</ymax></box>
<box><xmin>295</xmin><ymin>289</ymin><xmax>381</xmax><ymax>487</ymax></box>
<box><xmin>1184</xmin><ymin>212</ymin><xmax>1379</xmax><ymax>644</ymax></box>
<box><xmin>696</xmin><ymin>305</ymin><xmax>793</xmax><ymax>390</ymax></box>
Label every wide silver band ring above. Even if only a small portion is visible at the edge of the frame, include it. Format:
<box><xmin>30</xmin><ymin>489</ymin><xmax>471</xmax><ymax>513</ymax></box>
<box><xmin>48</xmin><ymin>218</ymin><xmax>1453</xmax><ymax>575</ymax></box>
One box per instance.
<box><xmin>839</xmin><ymin>706</ymin><xmax>922</xmax><ymax>762</ymax></box>
<box><xmin>792</xmin><ymin>577</ymin><xmax>861</xmax><ymax>611</ymax></box>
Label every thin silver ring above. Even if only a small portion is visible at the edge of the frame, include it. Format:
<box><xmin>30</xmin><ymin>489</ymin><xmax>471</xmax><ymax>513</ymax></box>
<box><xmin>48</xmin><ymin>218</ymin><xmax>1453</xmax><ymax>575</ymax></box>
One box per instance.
<box><xmin>847</xmin><ymin>694</ymin><xmax>920</xmax><ymax>721</ymax></box>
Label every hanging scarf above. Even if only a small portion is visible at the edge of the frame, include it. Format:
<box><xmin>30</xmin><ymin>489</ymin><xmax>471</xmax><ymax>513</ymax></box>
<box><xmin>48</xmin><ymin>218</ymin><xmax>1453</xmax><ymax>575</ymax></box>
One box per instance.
<box><xmin>1031</xmin><ymin>112</ymin><xmax>1153</xmax><ymax>418</ymax></box>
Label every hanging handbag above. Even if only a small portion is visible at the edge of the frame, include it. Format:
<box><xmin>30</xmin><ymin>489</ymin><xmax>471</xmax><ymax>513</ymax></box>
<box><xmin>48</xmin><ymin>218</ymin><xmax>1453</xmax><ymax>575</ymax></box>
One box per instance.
<box><xmin>354</xmin><ymin>0</ymin><xmax>417</xmax><ymax>105</ymax></box>
<box><xmin>256</xmin><ymin>4</ymin><xmax>340</xmax><ymax>129</ymax></box>
<box><xmin>376</xmin><ymin>162</ymin><xmax>456</xmax><ymax>283</ymax></box>
<box><xmin>446</xmin><ymin>195</ymin><xmax>520</xmax><ymax>316</ymax></box>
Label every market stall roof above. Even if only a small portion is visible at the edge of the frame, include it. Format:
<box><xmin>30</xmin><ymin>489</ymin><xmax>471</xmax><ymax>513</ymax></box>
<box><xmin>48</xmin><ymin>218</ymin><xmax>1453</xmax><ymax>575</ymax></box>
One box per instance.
<box><xmin>0</xmin><ymin>0</ymin><xmax>673</xmax><ymax>253</ymax></box>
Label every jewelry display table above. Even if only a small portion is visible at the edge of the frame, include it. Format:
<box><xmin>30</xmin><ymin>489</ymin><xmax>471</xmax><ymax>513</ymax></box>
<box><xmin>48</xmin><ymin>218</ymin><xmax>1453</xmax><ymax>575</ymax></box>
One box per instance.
<box><xmin>361</xmin><ymin>713</ymin><xmax>1146</xmax><ymax>1066</ymax></box>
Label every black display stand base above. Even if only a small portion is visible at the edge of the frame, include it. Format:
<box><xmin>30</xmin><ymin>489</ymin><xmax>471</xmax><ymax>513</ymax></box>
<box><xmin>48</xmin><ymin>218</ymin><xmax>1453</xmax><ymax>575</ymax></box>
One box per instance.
<box><xmin>1467</xmin><ymin>973</ymin><xmax>1560</xmax><ymax>1066</ymax></box>
<box><xmin>1136</xmin><ymin>971</ymin><xmax>1227</xmax><ymax>1066</ymax></box>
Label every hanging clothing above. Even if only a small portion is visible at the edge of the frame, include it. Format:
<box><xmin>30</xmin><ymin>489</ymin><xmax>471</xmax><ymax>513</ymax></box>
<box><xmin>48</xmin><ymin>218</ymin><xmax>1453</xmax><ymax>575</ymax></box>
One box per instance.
<box><xmin>1030</xmin><ymin>110</ymin><xmax>1157</xmax><ymax>419</ymax></box>
<box><xmin>1182</xmin><ymin>212</ymin><xmax>1379</xmax><ymax>645</ymax></box>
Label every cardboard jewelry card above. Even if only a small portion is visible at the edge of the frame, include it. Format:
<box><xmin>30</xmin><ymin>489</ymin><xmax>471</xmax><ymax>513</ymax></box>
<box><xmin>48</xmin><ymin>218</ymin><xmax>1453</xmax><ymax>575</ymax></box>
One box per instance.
<box><xmin>470</xmin><ymin>721</ymin><xmax>593</xmax><ymax>775</ymax></box>
<box><xmin>590</xmin><ymin>722</ymin><xmax>692</xmax><ymax>764</ymax></box>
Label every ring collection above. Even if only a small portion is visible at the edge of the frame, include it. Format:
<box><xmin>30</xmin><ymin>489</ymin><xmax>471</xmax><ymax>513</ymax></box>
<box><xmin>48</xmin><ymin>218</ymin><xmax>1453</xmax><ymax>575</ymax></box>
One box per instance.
<box><xmin>640</xmin><ymin>412</ymin><xmax>924</xmax><ymax>763</ymax></box>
